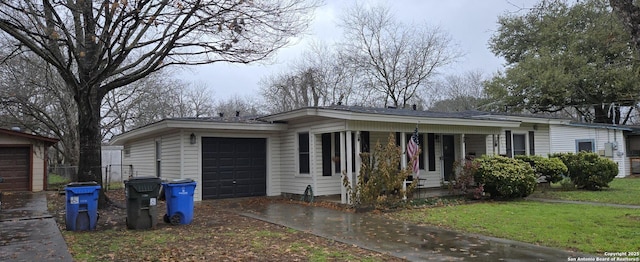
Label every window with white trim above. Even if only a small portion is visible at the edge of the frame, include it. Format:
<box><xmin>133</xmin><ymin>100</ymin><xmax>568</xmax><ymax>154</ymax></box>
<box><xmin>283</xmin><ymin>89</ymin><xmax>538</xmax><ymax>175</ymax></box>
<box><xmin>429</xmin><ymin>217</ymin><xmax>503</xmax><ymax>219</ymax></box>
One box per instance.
<box><xmin>576</xmin><ymin>139</ymin><xmax>595</xmax><ymax>152</ymax></box>
<box><xmin>298</xmin><ymin>133</ymin><xmax>310</xmax><ymax>174</ymax></box>
<box><xmin>155</xmin><ymin>140</ymin><xmax>161</xmax><ymax>177</ymax></box>
<box><xmin>513</xmin><ymin>134</ymin><xmax>527</xmax><ymax>156</ymax></box>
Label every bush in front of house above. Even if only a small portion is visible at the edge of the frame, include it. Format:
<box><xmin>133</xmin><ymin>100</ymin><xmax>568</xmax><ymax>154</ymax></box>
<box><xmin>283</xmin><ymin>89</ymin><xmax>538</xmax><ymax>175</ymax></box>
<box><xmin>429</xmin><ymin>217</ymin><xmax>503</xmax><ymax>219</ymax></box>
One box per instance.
<box><xmin>449</xmin><ymin>160</ymin><xmax>484</xmax><ymax>199</ymax></box>
<box><xmin>550</xmin><ymin>152</ymin><xmax>618</xmax><ymax>190</ymax></box>
<box><xmin>346</xmin><ymin>133</ymin><xmax>414</xmax><ymax>209</ymax></box>
<box><xmin>559</xmin><ymin>177</ymin><xmax>576</xmax><ymax>191</ymax></box>
<box><xmin>515</xmin><ymin>155</ymin><xmax>567</xmax><ymax>183</ymax></box>
<box><xmin>473</xmin><ymin>155</ymin><xmax>537</xmax><ymax>199</ymax></box>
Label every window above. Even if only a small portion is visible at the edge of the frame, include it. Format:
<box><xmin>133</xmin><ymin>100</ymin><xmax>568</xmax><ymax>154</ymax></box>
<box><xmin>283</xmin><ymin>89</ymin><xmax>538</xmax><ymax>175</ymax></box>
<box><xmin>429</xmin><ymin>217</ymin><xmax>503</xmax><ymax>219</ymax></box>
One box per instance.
<box><xmin>506</xmin><ymin>131</ymin><xmax>530</xmax><ymax>157</ymax></box>
<box><xmin>576</xmin><ymin>139</ymin><xmax>594</xmax><ymax>152</ymax></box>
<box><xmin>360</xmin><ymin>131</ymin><xmax>370</xmax><ymax>153</ymax></box>
<box><xmin>123</xmin><ymin>146</ymin><xmax>131</xmax><ymax>158</ymax></box>
<box><xmin>513</xmin><ymin>134</ymin><xmax>526</xmax><ymax>156</ymax></box>
<box><xmin>298</xmin><ymin>133</ymin><xmax>310</xmax><ymax>174</ymax></box>
<box><xmin>155</xmin><ymin>140</ymin><xmax>161</xmax><ymax>177</ymax></box>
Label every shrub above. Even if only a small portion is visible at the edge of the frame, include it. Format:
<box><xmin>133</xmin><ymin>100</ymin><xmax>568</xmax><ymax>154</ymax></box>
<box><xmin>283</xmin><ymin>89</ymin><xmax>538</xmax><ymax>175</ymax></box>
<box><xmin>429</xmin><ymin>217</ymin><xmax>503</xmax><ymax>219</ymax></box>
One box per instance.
<box><xmin>515</xmin><ymin>155</ymin><xmax>567</xmax><ymax>183</ymax></box>
<box><xmin>551</xmin><ymin>152</ymin><xmax>618</xmax><ymax>190</ymax></box>
<box><xmin>344</xmin><ymin>133</ymin><xmax>414</xmax><ymax>209</ymax></box>
<box><xmin>473</xmin><ymin>155</ymin><xmax>537</xmax><ymax>199</ymax></box>
<box><xmin>559</xmin><ymin>177</ymin><xmax>576</xmax><ymax>191</ymax></box>
<box><xmin>448</xmin><ymin>160</ymin><xmax>483</xmax><ymax>199</ymax></box>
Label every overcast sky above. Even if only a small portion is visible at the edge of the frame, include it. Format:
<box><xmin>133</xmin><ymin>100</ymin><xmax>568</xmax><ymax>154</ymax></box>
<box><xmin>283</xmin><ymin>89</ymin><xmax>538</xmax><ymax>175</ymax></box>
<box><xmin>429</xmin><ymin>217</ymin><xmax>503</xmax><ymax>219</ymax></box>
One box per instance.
<box><xmin>177</xmin><ymin>0</ymin><xmax>538</xmax><ymax>101</ymax></box>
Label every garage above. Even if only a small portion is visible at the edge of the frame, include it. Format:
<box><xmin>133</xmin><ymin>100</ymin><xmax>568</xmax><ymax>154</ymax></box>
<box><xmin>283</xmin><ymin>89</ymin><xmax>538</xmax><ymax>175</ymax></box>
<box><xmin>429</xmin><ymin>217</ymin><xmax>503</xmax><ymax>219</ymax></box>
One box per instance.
<box><xmin>0</xmin><ymin>147</ymin><xmax>31</xmax><ymax>191</ymax></box>
<box><xmin>201</xmin><ymin>137</ymin><xmax>267</xmax><ymax>199</ymax></box>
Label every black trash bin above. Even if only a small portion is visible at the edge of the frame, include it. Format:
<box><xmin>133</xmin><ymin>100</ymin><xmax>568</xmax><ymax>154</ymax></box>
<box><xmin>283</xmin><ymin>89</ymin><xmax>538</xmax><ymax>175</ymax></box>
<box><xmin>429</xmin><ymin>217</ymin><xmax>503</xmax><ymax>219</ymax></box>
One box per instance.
<box><xmin>124</xmin><ymin>176</ymin><xmax>161</xmax><ymax>230</ymax></box>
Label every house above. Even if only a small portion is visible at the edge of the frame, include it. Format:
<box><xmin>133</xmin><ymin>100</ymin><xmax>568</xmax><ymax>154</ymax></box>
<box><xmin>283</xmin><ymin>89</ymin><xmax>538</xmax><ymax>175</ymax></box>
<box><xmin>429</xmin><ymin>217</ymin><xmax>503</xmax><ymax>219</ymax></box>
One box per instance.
<box><xmin>102</xmin><ymin>145</ymin><xmax>125</xmax><ymax>183</ymax></box>
<box><xmin>109</xmin><ymin>105</ymin><xmax>632</xmax><ymax>203</ymax></box>
<box><xmin>0</xmin><ymin>128</ymin><xmax>59</xmax><ymax>192</ymax></box>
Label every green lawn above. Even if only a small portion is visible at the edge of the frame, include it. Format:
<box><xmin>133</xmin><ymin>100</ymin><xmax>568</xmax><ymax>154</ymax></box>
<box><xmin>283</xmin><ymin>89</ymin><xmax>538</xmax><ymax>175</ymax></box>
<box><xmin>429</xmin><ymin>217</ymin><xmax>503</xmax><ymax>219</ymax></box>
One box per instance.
<box><xmin>531</xmin><ymin>178</ymin><xmax>640</xmax><ymax>205</ymax></box>
<box><xmin>390</xmin><ymin>201</ymin><xmax>640</xmax><ymax>254</ymax></box>
<box><xmin>47</xmin><ymin>174</ymin><xmax>70</xmax><ymax>185</ymax></box>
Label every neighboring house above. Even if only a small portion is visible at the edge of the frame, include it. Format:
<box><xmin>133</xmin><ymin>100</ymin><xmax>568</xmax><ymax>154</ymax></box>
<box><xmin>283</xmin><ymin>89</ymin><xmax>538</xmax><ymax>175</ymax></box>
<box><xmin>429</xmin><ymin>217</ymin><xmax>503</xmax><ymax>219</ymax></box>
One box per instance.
<box><xmin>102</xmin><ymin>145</ymin><xmax>124</xmax><ymax>183</ymax></box>
<box><xmin>0</xmin><ymin>128</ymin><xmax>59</xmax><ymax>192</ymax></box>
<box><xmin>626</xmin><ymin>128</ymin><xmax>640</xmax><ymax>176</ymax></box>
<box><xmin>110</xmin><ymin>106</ymin><xmax>633</xmax><ymax>203</ymax></box>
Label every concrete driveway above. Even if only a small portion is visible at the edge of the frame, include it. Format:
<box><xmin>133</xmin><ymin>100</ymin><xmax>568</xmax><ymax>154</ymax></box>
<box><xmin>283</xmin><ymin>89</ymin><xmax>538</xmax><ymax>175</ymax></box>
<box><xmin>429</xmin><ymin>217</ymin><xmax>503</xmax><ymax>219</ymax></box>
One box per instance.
<box><xmin>0</xmin><ymin>191</ymin><xmax>72</xmax><ymax>262</ymax></box>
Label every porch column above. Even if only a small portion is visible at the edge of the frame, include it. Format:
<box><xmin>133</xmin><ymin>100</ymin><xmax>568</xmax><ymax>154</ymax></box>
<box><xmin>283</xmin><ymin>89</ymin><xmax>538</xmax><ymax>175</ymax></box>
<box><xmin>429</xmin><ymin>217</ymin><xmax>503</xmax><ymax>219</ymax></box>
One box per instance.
<box><xmin>340</xmin><ymin>131</ymin><xmax>347</xmax><ymax>204</ymax></box>
<box><xmin>460</xmin><ymin>134</ymin><xmax>466</xmax><ymax>161</ymax></box>
<box><xmin>354</xmin><ymin>131</ymin><xmax>361</xmax><ymax>189</ymax></box>
<box><xmin>346</xmin><ymin>131</ymin><xmax>353</xmax><ymax>204</ymax></box>
<box><xmin>400</xmin><ymin>132</ymin><xmax>407</xmax><ymax>169</ymax></box>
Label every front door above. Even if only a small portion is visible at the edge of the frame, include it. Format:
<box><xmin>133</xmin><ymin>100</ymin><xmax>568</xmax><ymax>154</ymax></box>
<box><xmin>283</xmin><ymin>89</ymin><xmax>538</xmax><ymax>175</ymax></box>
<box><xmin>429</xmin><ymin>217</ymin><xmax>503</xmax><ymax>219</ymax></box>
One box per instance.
<box><xmin>442</xmin><ymin>135</ymin><xmax>455</xmax><ymax>182</ymax></box>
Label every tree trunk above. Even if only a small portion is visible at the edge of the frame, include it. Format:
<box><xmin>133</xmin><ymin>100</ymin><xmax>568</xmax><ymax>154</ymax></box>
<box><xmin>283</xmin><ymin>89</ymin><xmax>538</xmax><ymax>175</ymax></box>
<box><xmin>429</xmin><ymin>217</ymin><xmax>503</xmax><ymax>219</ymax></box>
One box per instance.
<box><xmin>593</xmin><ymin>105</ymin><xmax>618</xmax><ymax>124</ymax></box>
<box><xmin>76</xmin><ymin>88</ymin><xmax>107</xmax><ymax>207</ymax></box>
<box><xmin>610</xmin><ymin>0</ymin><xmax>640</xmax><ymax>58</ymax></box>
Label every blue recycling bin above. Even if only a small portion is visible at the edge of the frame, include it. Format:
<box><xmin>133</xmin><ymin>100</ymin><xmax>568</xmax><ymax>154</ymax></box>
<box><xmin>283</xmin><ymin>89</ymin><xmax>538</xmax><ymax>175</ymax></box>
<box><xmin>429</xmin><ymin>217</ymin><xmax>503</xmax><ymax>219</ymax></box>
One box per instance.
<box><xmin>65</xmin><ymin>182</ymin><xmax>101</xmax><ymax>231</ymax></box>
<box><xmin>162</xmin><ymin>179</ymin><xmax>196</xmax><ymax>225</ymax></box>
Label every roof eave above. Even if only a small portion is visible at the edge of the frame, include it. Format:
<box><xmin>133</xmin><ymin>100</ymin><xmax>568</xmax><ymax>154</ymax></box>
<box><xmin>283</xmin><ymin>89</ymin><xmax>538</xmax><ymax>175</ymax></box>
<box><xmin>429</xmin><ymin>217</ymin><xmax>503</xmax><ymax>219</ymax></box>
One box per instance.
<box><xmin>0</xmin><ymin>129</ymin><xmax>59</xmax><ymax>144</ymax></box>
<box><xmin>110</xmin><ymin>119</ymin><xmax>287</xmax><ymax>145</ymax></box>
<box><xmin>263</xmin><ymin>108</ymin><xmax>522</xmax><ymax>127</ymax></box>
<box><xmin>565</xmin><ymin>122</ymin><xmax>633</xmax><ymax>131</ymax></box>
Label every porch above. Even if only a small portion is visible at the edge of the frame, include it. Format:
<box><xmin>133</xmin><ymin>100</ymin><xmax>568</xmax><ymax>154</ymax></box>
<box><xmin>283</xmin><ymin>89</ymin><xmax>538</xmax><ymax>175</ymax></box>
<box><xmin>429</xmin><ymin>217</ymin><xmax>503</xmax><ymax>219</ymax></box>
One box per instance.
<box><xmin>312</xmin><ymin>130</ymin><xmax>500</xmax><ymax>204</ymax></box>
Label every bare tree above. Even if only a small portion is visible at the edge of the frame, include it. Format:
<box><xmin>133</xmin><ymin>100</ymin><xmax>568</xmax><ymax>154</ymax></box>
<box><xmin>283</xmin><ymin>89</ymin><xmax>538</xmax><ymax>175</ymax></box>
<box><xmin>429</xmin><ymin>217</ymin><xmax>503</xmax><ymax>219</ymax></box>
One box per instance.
<box><xmin>0</xmin><ymin>0</ymin><xmax>318</xmax><ymax>205</ymax></box>
<box><xmin>215</xmin><ymin>95</ymin><xmax>264</xmax><ymax>117</ymax></box>
<box><xmin>0</xmin><ymin>51</ymin><xmax>79</xmax><ymax>166</ymax></box>
<box><xmin>260</xmin><ymin>68</ymin><xmax>324</xmax><ymax>112</ymax></box>
<box><xmin>338</xmin><ymin>3</ymin><xmax>460</xmax><ymax>108</ymax></box>
<box><xmin>260</xmin><ymin>41</ymin><xmax>366</xmax><ymax>113</ymax></box>
<box><xmin>185</xmin><ymin>82</ymin><xmax>216</xmax><ymax>118</ymax></box>
<box><xmin>102</xmin><ymin>73</ymin><xmax>214</xmax><ymax>140</ymax></box>
<box><xmin>429</xmin><ymin>70</ymin><xmax>487</xmax><ymax>112</ymax></box>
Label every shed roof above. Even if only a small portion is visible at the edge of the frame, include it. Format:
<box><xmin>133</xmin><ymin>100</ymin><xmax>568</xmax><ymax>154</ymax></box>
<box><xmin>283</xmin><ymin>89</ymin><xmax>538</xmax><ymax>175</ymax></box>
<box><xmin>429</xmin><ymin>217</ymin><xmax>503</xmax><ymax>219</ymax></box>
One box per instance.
<box><xmin>0</xmin><ymin>128</ymin><xmax>59</xmax><ymax>144</ymax></box>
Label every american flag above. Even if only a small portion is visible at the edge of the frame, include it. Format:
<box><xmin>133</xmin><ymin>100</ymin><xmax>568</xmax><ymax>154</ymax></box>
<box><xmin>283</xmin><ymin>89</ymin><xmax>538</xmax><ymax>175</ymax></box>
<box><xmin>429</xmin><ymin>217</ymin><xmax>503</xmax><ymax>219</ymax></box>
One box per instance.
<box><xmin>407</xmin><ymin>127</ymin><xmax>420</xmax><ymax>178</ymax></box>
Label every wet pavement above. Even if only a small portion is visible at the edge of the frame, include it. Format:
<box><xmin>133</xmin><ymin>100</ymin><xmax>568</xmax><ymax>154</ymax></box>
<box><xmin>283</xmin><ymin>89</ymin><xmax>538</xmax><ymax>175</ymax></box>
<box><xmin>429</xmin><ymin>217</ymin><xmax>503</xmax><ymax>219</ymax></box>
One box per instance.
<box><xmin>0</xmin><ymin>192</ymin><xmax>72</xmax><ymax>261</ymax></box>
<box><xmin>240</xmin><ymin>202</ymin><xmax>590</xmax><ymax>261</ymax></box>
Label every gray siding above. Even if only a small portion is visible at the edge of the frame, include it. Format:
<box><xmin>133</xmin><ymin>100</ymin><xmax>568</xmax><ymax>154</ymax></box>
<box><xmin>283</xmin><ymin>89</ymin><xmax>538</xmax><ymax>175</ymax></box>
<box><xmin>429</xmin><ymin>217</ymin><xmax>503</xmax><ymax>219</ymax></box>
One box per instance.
<box><xmin>161</xmin><ymin>133</ymin><xmax>181</xmax><ymax>181</ymax></box>
<box><xmin>123</xmin><ymin>138</ymin><xmax>156</xmax><ymax>177</ymax></box>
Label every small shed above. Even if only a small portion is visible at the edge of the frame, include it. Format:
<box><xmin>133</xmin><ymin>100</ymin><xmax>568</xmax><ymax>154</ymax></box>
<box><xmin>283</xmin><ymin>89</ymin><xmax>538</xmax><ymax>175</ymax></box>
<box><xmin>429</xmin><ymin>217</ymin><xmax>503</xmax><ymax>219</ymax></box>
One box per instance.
<box><xmin>0</xmin><ymin>128</ymin><xmax>58</xmax><ymax>192</ymax></box>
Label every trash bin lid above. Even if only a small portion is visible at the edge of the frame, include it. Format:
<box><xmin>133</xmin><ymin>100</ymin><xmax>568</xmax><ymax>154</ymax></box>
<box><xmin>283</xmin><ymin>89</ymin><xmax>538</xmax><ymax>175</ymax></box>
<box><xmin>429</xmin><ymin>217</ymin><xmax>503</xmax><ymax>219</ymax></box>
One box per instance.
<box><xmin>66</xmin><ymin>181</ymin><xmax>98</xmax><ymax>187</ymax></box>
<box><xmin>126</xmin><ymin>176</ymin><xmax>161</xmax><ymax>182</ymax></box>
<box><xmin>166</xmin><ymin>178</ymin><xmax>194</xmax><ymax>184</ymax></box>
